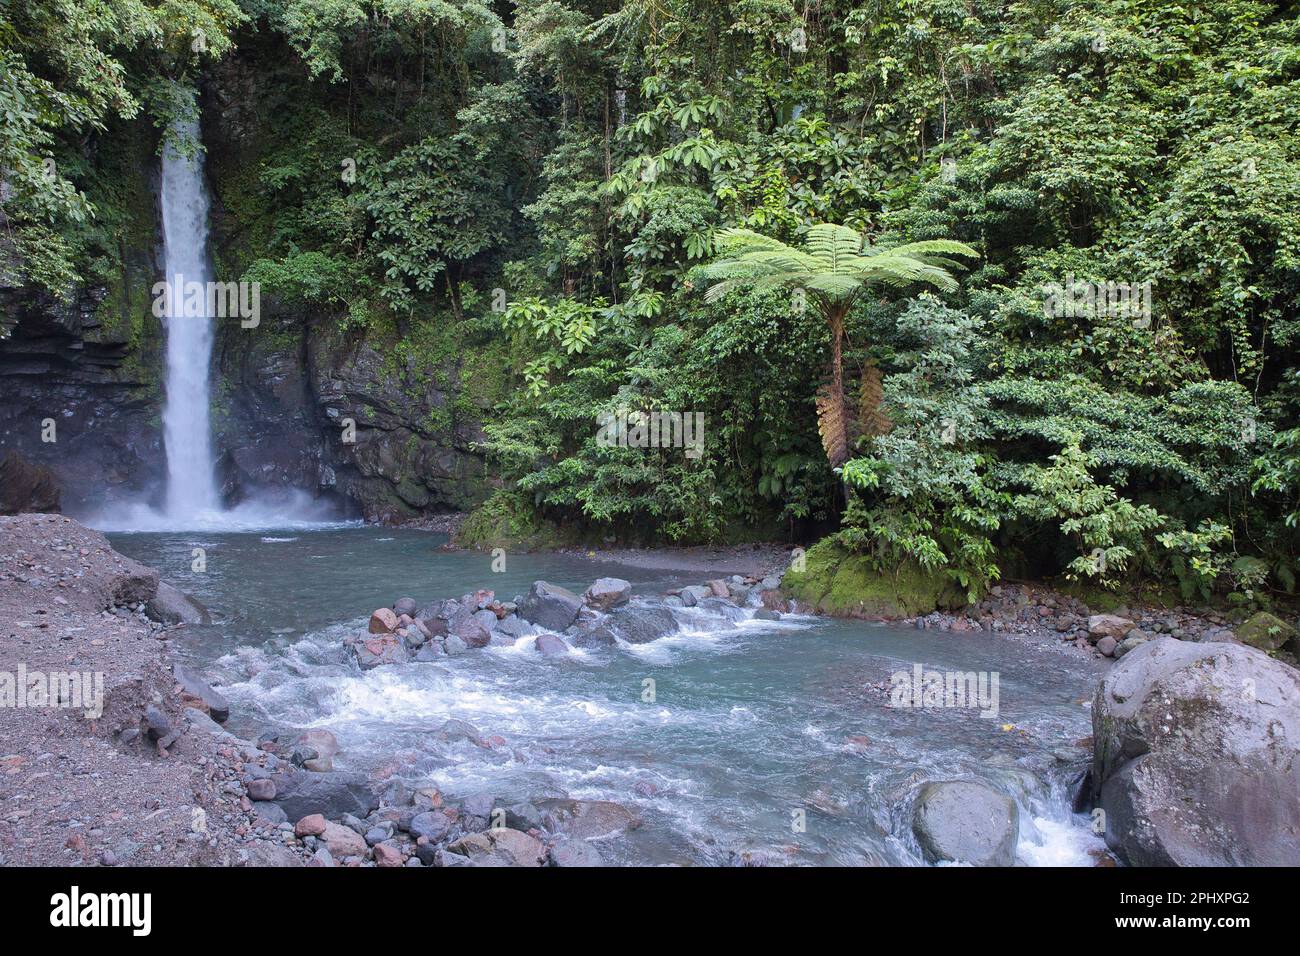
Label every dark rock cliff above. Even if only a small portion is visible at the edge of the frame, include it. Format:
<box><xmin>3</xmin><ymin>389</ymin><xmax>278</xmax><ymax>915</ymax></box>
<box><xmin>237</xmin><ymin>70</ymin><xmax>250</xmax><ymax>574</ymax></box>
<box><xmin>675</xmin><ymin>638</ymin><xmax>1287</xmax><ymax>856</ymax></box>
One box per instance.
<box><xmin>0</xmin><ymin>86</ymin><xmax>493</xmax><ymax>522</ymax></box>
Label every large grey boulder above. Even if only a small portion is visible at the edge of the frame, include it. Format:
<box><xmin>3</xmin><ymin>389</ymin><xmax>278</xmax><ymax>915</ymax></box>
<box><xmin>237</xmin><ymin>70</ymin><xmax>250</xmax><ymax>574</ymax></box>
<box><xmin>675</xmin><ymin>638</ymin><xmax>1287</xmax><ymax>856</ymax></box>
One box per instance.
<box><xmin>612</xmin><ymin>605</ymin><xmax>680</xmax><ymax>644</ymax></box>
<box><xmin>272</xmin><ymin>771</ymin><xmax>379</xmax><ymax>821</ymax></box>
<box><xmin>912</xmin><ymin>781</ymin><xmax>1019</xmax><ymax>866</ymax></box>
<box><xmin>147</xmin><ymin>580</ymin><xmax>210</xmax><ymax>625</ymax></box>
<box><xmin>534</xmin><ymin>633</ymin><xmax>570</xmax><ymax>656</ymax></box>
<box><xmin>679</xmin><ymin>585</ymin><xmax>712</xmax><ymax>607</ymax></box>
<box><xmin>584</xmin><ymin>577</ymin><xmax>632</xmax><ymax>610</ymax></box>
<box><xmin>494</xmin><ymin>614</ymin><xmax>535</xmax><ymax>640</ymax></box>
<box><xmin>571</xmin><ymin>605</ymin><xmax>680</xmax><ymax>646</ymax></box>
<box><xmin>346</xmin><ymin>633</ymin><xmax>409</xmax><ymax>668</ymax></box>
<box><xmin>517</xmin><ymin>581</ymin><xmax>584</xmax><ymax>632</ymax></box>
<box><xmin>1091</xmin><ymin>637</ymin><xmax>1300</xmax><ymax>866</ymax></box>
<box><xmin>449</xmin><ymin>612</ymin><xmax>492</xmax><ymax>648</ymax></box>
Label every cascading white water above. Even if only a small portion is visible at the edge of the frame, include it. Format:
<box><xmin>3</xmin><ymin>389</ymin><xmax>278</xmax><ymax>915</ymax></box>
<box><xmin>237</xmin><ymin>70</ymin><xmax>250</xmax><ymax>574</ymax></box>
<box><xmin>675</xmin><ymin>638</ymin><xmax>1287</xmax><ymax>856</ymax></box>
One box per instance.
<box><xmin>158</xmin><ymin>112</ymin><xmax>220</xmax><ymax>519</ymax></box>
<box><xmin>85</xmin><ymin>97</ymin><xmax>341</xmax><ymax>532</ymax></box>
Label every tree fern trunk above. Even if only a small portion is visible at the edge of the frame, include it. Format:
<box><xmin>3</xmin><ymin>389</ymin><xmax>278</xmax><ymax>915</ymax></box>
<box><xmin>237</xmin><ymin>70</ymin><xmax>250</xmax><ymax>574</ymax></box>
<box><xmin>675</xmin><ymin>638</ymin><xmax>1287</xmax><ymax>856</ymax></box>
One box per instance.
<box><xmin>816</xmin><ymin>308</ymin><xmax>850</xmax><ymax>469</ymax></box>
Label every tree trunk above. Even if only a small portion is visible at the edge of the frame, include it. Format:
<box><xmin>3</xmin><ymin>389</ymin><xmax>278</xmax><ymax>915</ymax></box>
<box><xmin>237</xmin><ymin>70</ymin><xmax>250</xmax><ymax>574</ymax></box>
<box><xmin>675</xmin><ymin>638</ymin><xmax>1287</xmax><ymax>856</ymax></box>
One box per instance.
<box><xmin>815</xmin><ymin>307</ymin><xmax>851</xmax><ymax>469</ymax></box>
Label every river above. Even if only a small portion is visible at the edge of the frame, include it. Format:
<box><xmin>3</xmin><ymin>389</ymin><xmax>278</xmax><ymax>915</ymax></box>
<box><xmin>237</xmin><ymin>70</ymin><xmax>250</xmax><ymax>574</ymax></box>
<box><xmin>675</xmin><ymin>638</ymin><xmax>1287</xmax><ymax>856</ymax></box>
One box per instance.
<box><xmin>109</xmin><ymin>525</ymin><xmax>1107</xmax><ymax>866</ymax></box>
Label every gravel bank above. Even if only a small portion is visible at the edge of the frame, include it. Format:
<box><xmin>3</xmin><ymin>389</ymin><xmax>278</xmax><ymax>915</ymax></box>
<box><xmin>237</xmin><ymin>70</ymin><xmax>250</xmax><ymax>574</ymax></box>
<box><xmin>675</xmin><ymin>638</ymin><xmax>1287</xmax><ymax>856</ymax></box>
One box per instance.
<box><xmin>0</xmin><ymin>513</ymin><xmax>304</xmax><ymax>866</ymax></box>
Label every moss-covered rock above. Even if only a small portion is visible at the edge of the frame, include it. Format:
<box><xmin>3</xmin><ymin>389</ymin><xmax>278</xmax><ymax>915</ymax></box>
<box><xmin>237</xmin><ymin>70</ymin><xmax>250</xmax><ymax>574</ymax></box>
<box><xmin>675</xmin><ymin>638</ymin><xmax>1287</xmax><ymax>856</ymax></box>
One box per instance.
<box><xmin>455</xmin><ymin>491</ymin><xmax>567</xmax><ymax>552</ymax></box>
<box><xmin>1236</xmin><ymin>611</ymin><xmax>1299</xmax><ymax>653</ymax></box>
<box><xmin>783</xmin><ymin>539</ymin><xmax>966</xmax><ymax>619</ymax></box>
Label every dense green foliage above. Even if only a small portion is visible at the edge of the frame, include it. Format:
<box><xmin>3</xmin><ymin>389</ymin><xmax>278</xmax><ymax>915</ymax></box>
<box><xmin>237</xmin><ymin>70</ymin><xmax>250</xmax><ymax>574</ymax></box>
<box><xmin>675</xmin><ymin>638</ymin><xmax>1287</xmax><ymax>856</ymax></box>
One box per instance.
<box><xmin>4</xmin><ymin>0</ymin><xmax>1299</xmax><ymax>602</ymax></box>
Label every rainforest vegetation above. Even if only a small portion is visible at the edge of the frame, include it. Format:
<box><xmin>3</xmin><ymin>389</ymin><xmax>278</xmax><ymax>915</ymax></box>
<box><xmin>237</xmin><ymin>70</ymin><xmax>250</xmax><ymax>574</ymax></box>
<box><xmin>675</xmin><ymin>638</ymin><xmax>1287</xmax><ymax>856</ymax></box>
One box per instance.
<box><xmin>3</xmin><ymin>0</ymin><xmax>1299</xmax><ymax>605</ymax></box>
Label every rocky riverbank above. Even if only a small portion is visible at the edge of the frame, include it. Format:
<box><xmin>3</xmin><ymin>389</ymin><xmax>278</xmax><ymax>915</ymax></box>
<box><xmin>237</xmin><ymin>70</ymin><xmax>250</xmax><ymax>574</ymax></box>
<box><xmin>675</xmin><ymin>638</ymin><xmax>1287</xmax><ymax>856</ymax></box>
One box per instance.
<box><xmin>905</xmin><ymin>580</ymin><xmax>1300</xmax><ymax>669</ymax></box>
<box><xmin>0</xmin><ymin>513</ymin><xmax>301</xmax><ymax>865</ymax></box>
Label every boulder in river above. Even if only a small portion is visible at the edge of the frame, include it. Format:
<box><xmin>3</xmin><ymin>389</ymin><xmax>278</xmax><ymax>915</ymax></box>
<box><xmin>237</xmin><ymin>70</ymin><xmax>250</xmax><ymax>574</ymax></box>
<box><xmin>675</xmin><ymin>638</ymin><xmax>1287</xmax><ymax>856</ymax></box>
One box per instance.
<box><xmin>369</xmin><ymin>607</ymin><xmax>399</xmax><ymax>634</ymax></box>
<box><xmin>451</xmin><ymin>612</ymin><xmax>492</xmax><ymax>648</ymax></box>
<box><xmin>146</xmin><ymin>581</ymin><xmax>210</xmax><ymax>625</ymax></box>
<box><xmin>1091</xmin><ymin>637</ymin><xmax>1300</xmax><ymax>866</ymax></box>
<box><xmin>393</xmin><ymin>597</ymin><xmax>418</xmax><ymax>618</ymax></box>
<box><xmin>347</xmin><ymin>632</ymin><xmax>409</xmax><ymax>668</ymax></box>
<box><xmin>535</xmin><ymin>798</ymin><xmax>641</xmax><ymax>840</ymax></box>
<box><xmin>434</xmin><ymin>718</ymin><xmax>486</xmax><ymax>747</ymax></box>
<box><xmin>911</xmin><ymin>781</ymin><xmax>1019</xmax><ymax>866</ymax></box>
<box><xmin>534</xmin><ymin>633</ymin><xmax>570</xmax><ymax>656</ymax></box>
<box><xmin>584</xmin><ymin>577</ymin><xmax>632</xmax><ymax>610</ymax></box>
<box><xmin>172</xmin><ymin>664</ymin><xmax>230</xmax><ymax>722</ymax></box>
<box><xmin>518</xmin><ymin>580</ymin><xmax>583</xmax><ymax>632</ymax></box>
<box><xmin>679</xmin><ymin>584</ymin><xmax>712</xmax><ymax>607</ymax></box>
<box><xmin>494</xmin><ymin>614</ymin><xmax>535</xmax><ymax>639</ymax></box>
<box><xmin>293</xmin><ymin>729</ymin><xmax>339</xmax><ymax>762</ymax></box>
<box><xmin>578</xmin><ymin>605</ymin><xmax>679</xmax><ymax>645</ymax></box>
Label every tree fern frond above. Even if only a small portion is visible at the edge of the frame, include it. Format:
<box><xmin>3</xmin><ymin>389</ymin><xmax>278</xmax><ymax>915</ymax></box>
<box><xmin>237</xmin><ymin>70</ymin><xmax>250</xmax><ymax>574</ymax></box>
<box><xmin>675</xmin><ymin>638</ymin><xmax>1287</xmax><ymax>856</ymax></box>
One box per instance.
<box><xmin>876</xmin><ymin>239</ymin><xmax>979</xmax><ymax>262</ymax></box>
<box><xmin>803</xmin><ymin>223</ymin><xmax>865</xmax><ymax>272</ymax></box>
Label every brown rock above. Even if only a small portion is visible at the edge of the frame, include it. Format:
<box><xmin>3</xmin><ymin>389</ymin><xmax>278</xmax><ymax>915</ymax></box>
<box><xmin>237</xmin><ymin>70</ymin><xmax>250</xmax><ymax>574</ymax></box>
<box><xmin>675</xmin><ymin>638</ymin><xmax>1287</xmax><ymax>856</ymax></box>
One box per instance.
<box><xmin>1087</xmin><ymin>614</ymin><xmax>1135</xmax><ymax>642</ymax></box>
<box><xmin>294</xmin><ymin>813</ymin><xmax>327</xmax><ymax>837</ymax></box>
<box><xmin>321</xmin><ymin>820</ymin><xmax>367</xmax><ymax>859</ymax></box>
<box><xmin>369</xmin><ymin>608</ymin><xmax>400</xmax><ymax>634</ymax></box>
<box><xmin>373</xmin><ymin>841</ymin><xmax>403</xmax><ymax>867</ymax></box>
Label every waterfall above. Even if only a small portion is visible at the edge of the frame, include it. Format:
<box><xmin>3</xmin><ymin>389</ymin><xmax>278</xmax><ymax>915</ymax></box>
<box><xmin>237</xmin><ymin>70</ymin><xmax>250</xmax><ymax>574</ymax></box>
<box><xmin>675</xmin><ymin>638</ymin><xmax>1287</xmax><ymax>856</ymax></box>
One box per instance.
<box><xmin>86</xmin><ymin>96</ymin><xmax>341</xmax><ymax>532</ymax></box>
<box><xmin>158</xmin><ymin>111</ymin><xmax>220</xmax><ymax>519</ymax></box>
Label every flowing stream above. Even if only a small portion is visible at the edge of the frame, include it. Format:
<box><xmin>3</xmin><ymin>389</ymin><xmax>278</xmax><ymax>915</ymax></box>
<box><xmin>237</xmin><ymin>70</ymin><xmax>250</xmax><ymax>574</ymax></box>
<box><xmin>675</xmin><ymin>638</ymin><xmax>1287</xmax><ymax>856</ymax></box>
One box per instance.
<box><xmin>111</xmin><ymin>526</ymin><xmax>1108</xmax><ymax>866</ymax></box>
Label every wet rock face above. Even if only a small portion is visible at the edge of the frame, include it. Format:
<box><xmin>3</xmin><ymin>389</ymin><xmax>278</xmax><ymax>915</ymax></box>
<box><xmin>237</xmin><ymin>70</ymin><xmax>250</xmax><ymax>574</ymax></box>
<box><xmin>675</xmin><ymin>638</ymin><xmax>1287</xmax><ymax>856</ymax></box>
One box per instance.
<box><xmin>0</xmin><ymin>285</ymin><xmax>166</xmax><ymax>514</ymax></box>
<box><xmin>2</xmin><ymin>217</ymin><xmax>488</xmax><ymax>525</ymax></box>
<box><xmin>1091</xmin><ymin>638</ymin><xmax>1300</xmax><ymax>866</ymax></box>
<box><xmin>0</xmin><ymin>451</ymin><xmax>61</xmax><ymax>514</ymax></box>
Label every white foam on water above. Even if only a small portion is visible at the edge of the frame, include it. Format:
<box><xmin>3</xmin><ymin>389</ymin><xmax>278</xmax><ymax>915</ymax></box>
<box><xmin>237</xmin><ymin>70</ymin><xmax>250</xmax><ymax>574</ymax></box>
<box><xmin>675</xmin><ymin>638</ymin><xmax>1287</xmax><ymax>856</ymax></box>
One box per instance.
<box><xmin>88</xmin><ymin>492</ymin><xmax>356</xmax><ymax>533</ymax></box>
<box><xmin>1018</xmin><ymin>815</ymin><xmax>1107</xmax><ymax>867</ymax></box>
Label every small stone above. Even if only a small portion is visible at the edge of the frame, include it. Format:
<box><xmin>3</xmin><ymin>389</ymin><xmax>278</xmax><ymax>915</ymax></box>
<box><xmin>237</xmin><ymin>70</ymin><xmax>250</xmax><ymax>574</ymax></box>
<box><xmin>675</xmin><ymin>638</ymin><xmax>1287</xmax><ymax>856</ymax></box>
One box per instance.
<box><xmin>373</xmin><ymin>842</ymin><xmax>403</xmax><ymax>867</ymax></box>
<box><xmin>247</xmin><ymin>778</ymin><xmax>276</xmax><ymax>801</ymax></box>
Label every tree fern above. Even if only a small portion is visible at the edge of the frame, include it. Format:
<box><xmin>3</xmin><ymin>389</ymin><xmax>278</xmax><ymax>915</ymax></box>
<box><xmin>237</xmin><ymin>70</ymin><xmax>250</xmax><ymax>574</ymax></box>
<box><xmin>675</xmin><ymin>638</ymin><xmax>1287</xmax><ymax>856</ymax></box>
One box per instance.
<box><xmin>699</xmin><ymin>224</ymin><xmax>977</xmax><ymax>469</ymax></box>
